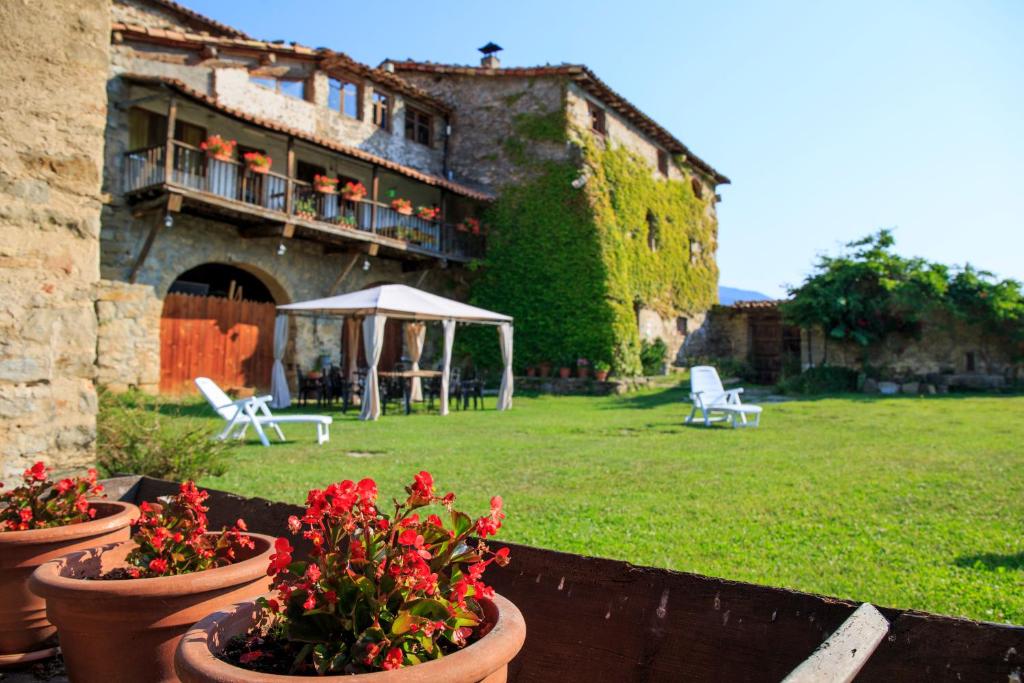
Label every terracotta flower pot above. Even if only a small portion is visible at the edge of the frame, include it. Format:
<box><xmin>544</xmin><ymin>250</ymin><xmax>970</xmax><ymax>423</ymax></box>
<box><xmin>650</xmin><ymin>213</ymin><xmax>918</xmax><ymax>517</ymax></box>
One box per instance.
<box><xmin>576</xmin><ymin>367</ymin><xmax>590</xmax><ymax>379</ymax></box>
<box><xmin>538</xmin><ymin>363</ymin><xmax>551</xmax><ymax>378</ymax></box>
<box><xmin>558</xmin><ymin>367</ymin><xmax>572</xmax><ymax>379</ymax></box>
<box><xmin>247</xmin><ymin>164</ymin><xmax>270</xmax><ymax>174</ymax></box>
<box><xmin>0</xmin><ymin>501</ymin><xmax>137</xmax><ymax>656</ymax></box>
<box><xmin>314</xmin><ymin>186</ymin><xmax>337</xmax><ymax>195</ymax></box>
<box><xmin>595</xmin><ymin>370</ymin><xmax>609</xmax><ymax>382</ymax></box>
<box><xmin>525</xmin><ymin>367</ymin><xmax>536</xmax><ymax>377</ymax></box>
<box><xmin>175</xmin><ymin>593</ymin><xmax>525</xmax><ymax>683</ymax></box>
<box><xmin>30</xmin><ymin>533</ymin><xmax>275</xmax><ymax>683</ymax></box>
<box><xmin>342</xmin><ymin>192</ymin><xmax>366</xmax><ymax>202</ymax></box>
<box><xmin>208</xmin><ymin>152</ymin><xmax>233</xmax><ymax>163</ymax></box>
<box><xmin>396</xmin><ymin>207</ymin><xmax>413</xmax><ymax>216</ymax></box>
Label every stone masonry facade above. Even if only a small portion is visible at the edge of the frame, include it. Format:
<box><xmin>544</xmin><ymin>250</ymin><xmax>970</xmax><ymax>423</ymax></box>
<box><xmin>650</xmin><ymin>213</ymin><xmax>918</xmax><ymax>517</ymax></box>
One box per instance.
<box><xmin>0</xmin><ymin>0</ymin><xmax>110</xmax><ymax>482</ymax></box>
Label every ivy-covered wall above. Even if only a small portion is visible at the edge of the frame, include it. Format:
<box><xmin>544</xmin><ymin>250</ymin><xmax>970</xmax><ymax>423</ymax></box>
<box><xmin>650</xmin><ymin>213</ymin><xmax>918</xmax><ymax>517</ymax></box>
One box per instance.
<box><xmin>466</xmin><ymin>95</ymin><xmax>719</xmax><ymax>375</ymax></box>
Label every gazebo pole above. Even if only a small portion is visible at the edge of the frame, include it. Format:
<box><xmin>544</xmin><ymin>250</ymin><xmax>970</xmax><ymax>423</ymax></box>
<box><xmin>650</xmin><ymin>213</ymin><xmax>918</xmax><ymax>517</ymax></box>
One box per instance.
<box><xmin>440</xmin><ymin>319</ymin><xmax>455</xmax><ymax>416</ymax></box>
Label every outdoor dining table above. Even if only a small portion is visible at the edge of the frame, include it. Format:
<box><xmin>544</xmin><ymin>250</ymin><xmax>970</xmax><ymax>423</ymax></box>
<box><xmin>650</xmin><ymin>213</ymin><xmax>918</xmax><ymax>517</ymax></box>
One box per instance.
<box><xmin>378</xmin><ymin>369</ymin><xmax>442</xmax><ymax>415</ymax></box>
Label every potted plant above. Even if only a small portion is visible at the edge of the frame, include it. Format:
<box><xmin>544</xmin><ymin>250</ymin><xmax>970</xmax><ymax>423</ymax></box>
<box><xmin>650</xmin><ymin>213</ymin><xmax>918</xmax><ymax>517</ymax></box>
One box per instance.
<box><xmin>341</xmin><ymin>181</ymin><xmax>367</xmax><ymax>202</ymax></box>
<box><xmin>538</xmin><ymin>361</ymin><xmax>552</xmax><ymax>378</ymax></box>
<box><xmin>457</xmin><ymin>217</ymin><xmax>482</xmax><ymax>234</ymax></box>
<box><xmin>313</xmin><ymin>174</ymin><xmax>339</xmax><ymax>194</ymax></box>
<box><xmin>525</xmin><ymin>366</ymin><xmax>536</xmax><ymax>377</ymax></box>
<box><xmin>295</xmin><ymin>197</ymin><xmax>317</xmax><ymax>221</ymax></box>
<box><xmin>576</xmin><ymin>357</ymin><xmax>591</xmax><ymax>379</ymax></box>
<box><xmin>416</xmin><ymin>205</ymin><xmax>440</xmax><ymax>221</ymax></box>
<box><xmin>243</xmin><ymin>151</ymin><xmax>272</xmax><ymax>174</ymax></box>
<box><xmin>333</xmin><ymin>215</ymin><xmax>357</xmax><ymax>229</ymax></box>
<box><xmin>593</xmin><ymin>360</ymin><xmax>611</xmax><ymax>382</ymax></box>
<box><xmin>0</xmin><ymin>462</ymin><xmax>136</xmax><ymax>657</ymax></box>
<box><xmin>391</xmin><ymin>198</ymin><xmax>413</xmax><ymax>216</ymax></box>
<box><xmin>174</xmin><ymin>471</ymin><xmax>525</xmax><ymax>680</ymax></box>
<box><xmin>199</xmin><ymin>135</ymin><xmax>236</xmax><ymax>162</ymax></box>
<box><xmin>558</xmin><ymin>363</ymin><xmax>572</xmax><ymax>379</ymax></box>
<box><xmin>30</xmin><ymin>481</ymin><xmax>275</xmax><ymax>682</ymax></box>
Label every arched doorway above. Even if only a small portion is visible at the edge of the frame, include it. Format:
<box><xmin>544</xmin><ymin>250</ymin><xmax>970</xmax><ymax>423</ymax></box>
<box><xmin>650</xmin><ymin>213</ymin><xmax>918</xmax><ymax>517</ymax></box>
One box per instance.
<box><xmin>160</xmin><ymin>263</ymin><xmax>282</xmax><ymax>394</ymax></box>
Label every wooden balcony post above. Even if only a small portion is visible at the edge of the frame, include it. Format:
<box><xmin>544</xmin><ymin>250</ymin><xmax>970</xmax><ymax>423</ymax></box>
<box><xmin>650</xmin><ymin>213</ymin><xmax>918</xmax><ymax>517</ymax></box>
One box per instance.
<box><xmin>440</xmin><ymin>189</ymin><xmax>448</xmax><ymax>254</ymax></box>
<box><xmin>285</xmin><ymin>135</ymin><xmax>295</xmax><ymax>216</ymax></box>
<box><xmin>163</xmin><ymin>96</ymin><xmax>177</xmax><ymax>184</ymax></box>
<box><xmin>370</xmin><ymin>165</ymin><xmax>379</xmax><ymax>233</ymax></box>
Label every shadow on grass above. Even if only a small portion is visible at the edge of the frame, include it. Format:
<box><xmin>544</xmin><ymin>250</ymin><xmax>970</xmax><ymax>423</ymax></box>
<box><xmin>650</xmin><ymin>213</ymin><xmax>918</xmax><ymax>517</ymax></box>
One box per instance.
<box><xmin>954</xmin><ymin>551</ymin><xmax>1024</xmax><ymax>572</ymax></box>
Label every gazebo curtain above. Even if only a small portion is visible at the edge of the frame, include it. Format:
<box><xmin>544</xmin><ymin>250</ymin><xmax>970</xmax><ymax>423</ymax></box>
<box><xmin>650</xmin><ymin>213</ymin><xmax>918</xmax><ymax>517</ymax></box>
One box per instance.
<box><xmin>270</xmin><ymin>314</ymin><xmax>290</xmax><ymax>408</ymax></box>
<box><xmin>440</xmin><ymin>319</ymin><xmax>455</xmax><ymax>416</ymax></box>
<box><xmin>359</xmin><ymin>314</ymin><xmax>386</xmax><ymax>421</ymax></box>
<box><xmin>404</xmin><ymin>322</ymin><xmax>426</xmax><ymax>402</ymax></box>
<box><xmin>497</xmin><ymin>322</ymin><xmax>513</xmax><ymax>411</ymax></box>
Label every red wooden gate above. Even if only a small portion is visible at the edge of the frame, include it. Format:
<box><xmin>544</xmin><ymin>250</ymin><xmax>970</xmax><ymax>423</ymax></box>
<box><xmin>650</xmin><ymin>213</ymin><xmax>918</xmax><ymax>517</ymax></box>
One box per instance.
<box><xmin>159</xmin><ymin>293</ymin><xmax>276</xmax><ymax>395</ymax></box>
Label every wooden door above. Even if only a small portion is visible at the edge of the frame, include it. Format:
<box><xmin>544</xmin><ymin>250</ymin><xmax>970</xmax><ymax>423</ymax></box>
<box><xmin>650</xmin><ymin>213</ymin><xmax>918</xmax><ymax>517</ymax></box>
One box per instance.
<box><xmin>749</xmin><ymin>311</ymin><xmax>783</xmax><ymax>385</ymax></box>
<box><xmin>159</xmin><ymin>293</ymin><xmax>277</xmax><ymax>395</ymax></box>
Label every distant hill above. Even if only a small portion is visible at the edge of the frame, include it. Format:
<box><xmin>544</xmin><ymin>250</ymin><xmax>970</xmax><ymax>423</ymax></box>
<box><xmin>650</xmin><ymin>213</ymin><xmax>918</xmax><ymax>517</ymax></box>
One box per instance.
<box><xmin>718</xmin><ymin>286</ymin><xmax>773</xmax><ymax>305</ymax></box>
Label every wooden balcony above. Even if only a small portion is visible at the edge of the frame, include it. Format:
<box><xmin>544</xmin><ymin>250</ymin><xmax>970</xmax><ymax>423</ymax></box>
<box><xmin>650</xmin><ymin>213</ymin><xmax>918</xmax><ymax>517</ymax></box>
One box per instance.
<box><xmin>122</xmin><ymin>140</ymin><xmax>486</xmax><ymax>262</ymax></box>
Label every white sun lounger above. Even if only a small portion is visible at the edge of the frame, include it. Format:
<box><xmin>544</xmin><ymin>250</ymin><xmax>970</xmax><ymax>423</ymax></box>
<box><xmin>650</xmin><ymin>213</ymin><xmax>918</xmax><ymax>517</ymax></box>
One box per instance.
<box><xmin>195</xmin><ymin>377</ymin><xmax>332</xmax><ymax>447</ymax></box>
<box><xmin>685</xmin><ymin>365</ymin><xmax>762</xmax><ymax>428</ymax></box>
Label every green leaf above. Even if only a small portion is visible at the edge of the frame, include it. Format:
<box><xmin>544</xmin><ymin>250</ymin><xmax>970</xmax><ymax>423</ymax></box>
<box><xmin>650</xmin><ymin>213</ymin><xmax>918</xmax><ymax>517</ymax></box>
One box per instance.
<box><xmin>391</xmin><ymin>610</ymin><xmax>415</xmax><ymax>635</ymax></box>
<box><xmin>406</xmin><ymin>598</ymin><xmax>450</xmax><ymax>620</ymax></box>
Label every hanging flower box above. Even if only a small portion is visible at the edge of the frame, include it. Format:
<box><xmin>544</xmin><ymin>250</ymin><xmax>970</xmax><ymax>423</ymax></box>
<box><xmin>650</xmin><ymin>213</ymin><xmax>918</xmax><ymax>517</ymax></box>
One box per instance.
<box><xmin>417</xmin><ymin>205</ymin><xmax>441</xmax><ymax>221</ymax></box>
<box><xmin>199</xmin><ymin>135</ymin><xmax>236</xmax><ymax>162</ymax></box>
<box><xmin>458</xmin><ymin>217</ymin><xmax>481</xmax><ymax>234</ymax></box>
<box><xmin>294</xmin><ymin>197</ymin><xmax>316</xmax><ymax>221</ymax></box>
<box><xmin>243</xmin><ymin>151</ymin><xmax>272</xmax><ymax>174</ymax></box>
<box><xmin>341</xmin><ymin>181</ymin><xmax>367</xmax><ymax>202</ymax></box>
<box><xmin>391</xmin><ymin>198</ymin><xmax>413</xmax><ymax>215</ymax></box>
<box><xmin>312</xmin><ymin>174</ymin><xmax>338</xmax><ymax>194</ymax></box>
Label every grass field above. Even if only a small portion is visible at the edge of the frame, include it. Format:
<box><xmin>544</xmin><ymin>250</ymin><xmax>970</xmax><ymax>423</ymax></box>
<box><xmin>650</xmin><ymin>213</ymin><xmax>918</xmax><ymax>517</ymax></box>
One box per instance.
<box><xmin>179</xmin><ymin>385</ymin><xmax>1024</xmax><ymax>625</ymax></box>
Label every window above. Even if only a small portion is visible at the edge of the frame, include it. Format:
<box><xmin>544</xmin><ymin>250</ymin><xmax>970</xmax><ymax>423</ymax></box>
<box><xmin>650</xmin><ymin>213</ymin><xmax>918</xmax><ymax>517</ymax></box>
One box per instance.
<box><xmin>371</xmin><ymin>90</ymin><xmax>390</xmax><ymax>130</ymax></box>
<box><xmin>249</xmin><ymin>75</ymin><xmax>307</xmax><ymax>100</ymax></box>
<box><xmin>405</xmin><ymin>106</ymin><xmax>433</xmax><ymax>146</ymax></box>
<box><xmin>588</xmin><ymin>101</ymin><xmax>606</xmax><ymax>134</ymax></box>
<box><xmin>691</xmin><ymin>176</ymin><xmax>704</xmax><ymax>199</ymax></box>
<box><xmin>965</xmin><ymin>351</ymin><xmax>976</xmax><ymax>372</ymax></box>
<box><xmin>690</xmin><ymin>239</ymin><xmax>702</xmax><ymax>264</ymax></box>
<box><xmin>646</xmin><ymin>210</ymin><xmax>659</xmax><ymax>252</ymax></box>
<box><xmin>676</xmin><ymin>317</ymin><xmax>689</xmax><ymax>334</ymax></box>
<box><xmin>657</xmin><ymin>150</ymin><xmax>669</xmax><ymax>177</ymax></box>
<box><xmin>128</xmin><ymin>108</ymin><xmax>206</xmax><ymax>148</ymax></box>
<box><xmin>328</xmin><ymin>78</ymin><xmax>361</xmax><ymax>119</ymax></box>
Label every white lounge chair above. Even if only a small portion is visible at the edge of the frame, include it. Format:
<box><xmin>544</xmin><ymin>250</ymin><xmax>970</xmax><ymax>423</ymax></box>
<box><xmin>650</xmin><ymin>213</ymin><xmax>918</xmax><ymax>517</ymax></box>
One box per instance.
<box><xmin>195</xmin><ymin>377</ymin><xmax>332</xmax><ymax>447</ymax></box>
<box><xmin>685</xmin><ymin>366</ymin><xmax>762</xmax><ymax>428</ymax></box>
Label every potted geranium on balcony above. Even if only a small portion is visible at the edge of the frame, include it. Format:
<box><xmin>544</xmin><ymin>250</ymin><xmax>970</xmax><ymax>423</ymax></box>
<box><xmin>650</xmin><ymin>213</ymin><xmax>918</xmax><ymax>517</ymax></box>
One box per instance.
<box><xmin>0</xmin><ymin>462</ymin><xmax>136</xmax><ymax>658</ymax></box>
<box><xmin>174</xmin><ymin>471</ymin><xmax>525</xmax><ymax>681</ymax></box>
<box><xmin>457</xmin><ymin>217</ymin><xmax>481</xmax><ymax>234</ymax></box>
<box><xmin>243</xmin><ymin>151</ymin><xmax>272</xmax><ymax>174</ymax></box>
<box><xmin>199</xmin><ymin>135</ymin><xmax>236</xmax><ymax>162</ymax></box>
<box><xmin>342</xmin><ymin>180</ymin><xmax>367</xmax><ymax>202</ymax></box>
<box><xmin>391</xmin><ymin>198</ymin><xmax>413</xmax><ymax>216</ymax></box>
<box><xmin>30</xmin><ymin>481</ymin><xmax>274</xmax><ymax>682</ymax></box>
<box><xmin>416</xmin><ymin>205</ymin><xmax>441</xmax><ymax>221</ymax></box>
<box><xmin>313</xmin><ymin>174</ymin><xmax>339</xmax><ymax>194</ymax></box>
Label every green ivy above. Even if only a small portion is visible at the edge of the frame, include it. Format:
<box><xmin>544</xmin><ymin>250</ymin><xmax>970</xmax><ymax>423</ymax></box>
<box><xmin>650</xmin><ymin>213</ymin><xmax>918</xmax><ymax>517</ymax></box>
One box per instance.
<box><xmin>463</xmin><ymin>103</ymin><xmax>718</xmax><ymax>375</ymax></box>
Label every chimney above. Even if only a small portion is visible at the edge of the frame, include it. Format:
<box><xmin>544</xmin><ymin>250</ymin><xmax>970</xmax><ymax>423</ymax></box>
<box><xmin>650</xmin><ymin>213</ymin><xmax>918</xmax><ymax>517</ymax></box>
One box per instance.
<box><xmin>381</xmin><ymin>60</ymin><xmax>395</xmax><ymax>73</ymax></box>
<box><xmin>478</xmin><ymin>42</ymin><xmax>502</xmax><ymax>69</ymax></box>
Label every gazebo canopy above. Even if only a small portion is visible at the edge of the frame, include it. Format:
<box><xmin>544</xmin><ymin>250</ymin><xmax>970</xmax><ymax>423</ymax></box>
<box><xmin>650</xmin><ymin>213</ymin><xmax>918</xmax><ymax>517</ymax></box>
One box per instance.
<box><xmin>273</xmin><ymin>284</ymin><xmax>513</xmax><ymax>421</ymax></box>
<box><xmin>278</xmin><ymin>284</ymin><xmax>512</xmax><ymax>324</ymax></box>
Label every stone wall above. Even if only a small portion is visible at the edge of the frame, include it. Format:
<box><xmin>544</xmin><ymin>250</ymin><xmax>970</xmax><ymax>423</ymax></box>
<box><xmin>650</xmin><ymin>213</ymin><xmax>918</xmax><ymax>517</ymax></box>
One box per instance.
<box><xmin>638</xmin><ymin>307</ymin><xmax>707</xmax><ymax>364</ymax></box>
<box><xmin>112</xmin><ymin>0</ymin><xmax>241</xmax><ymax>37</ymax></box>
<box><xmin>395</xmin><ymin>72</ymin><xmax>569</xmax><ymax>190</ymax></box>
<box><xmin>95</xmin><ymin>280</ymin><xmax>162</xmax><ymax>393</ymax></box>
<box><xmin>0</xmin><ymin>0</ymin><xmax>110</xmax><ymax>482</ymax></box>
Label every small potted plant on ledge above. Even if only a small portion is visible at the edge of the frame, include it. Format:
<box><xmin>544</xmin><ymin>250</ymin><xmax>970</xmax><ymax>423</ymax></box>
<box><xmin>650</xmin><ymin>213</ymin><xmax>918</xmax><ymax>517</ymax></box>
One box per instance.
<box><xmin>295</xmin><ymin>197</ymin><xmax>317</xmax><ymax>221</ymax></box>
<box><xmin>593</xmin><ymin>360</ymin><xmax>611</xmax><ymax>382</ymax></box>
<box><xmin>30</xmin><ymin>481</ymin><xmax>275</xmax><ymax>683</ymax></box>
<box><xmin>174</xmin><ymin>471</ymin><xmax>525</xmax><ymax>681</ymax></box>
<box><xmin>313</xmin><ymin>174</ymin><xmax>339</xmax><ymax>194</ymax></box>
<box><xmin>0</xmin><ymin>462</ymin><xmax>136</xmax><ymax>658</ymax></box>
<box><xmin>199</xmin><ymin>135</ymin><xmax>236</xmax><ymax>162</ymax></box>
<box><xmin>525</xmin><ymin>365</ymin><xmax>536</xmax><ymax>377</ymax></box>
<box><xmin>416</xmin><ymin>205</ymin><xmax>440</xmax><ymax>221</ymax></box>
<box><xmin>457</xmin><ymin>217</ymin><xmax>482</xmax><ymax>234</ymax></box>
<box><xmin>391</xmin><ymin>198</ymin><xmax>413</xmax><ymax>216</ymax></box>
<box><xmin>538</xmin><ymin>361</ymin><xmax>552</xmax><ymax>378</ymax></box>
<box><xmin>342</xmin><ymin>181</ymin><xmax>367</xmax><ymax>202</ymax></box>
<box><xmin>576</xmin><ymin>357</ymin><xmax>591</xmax><ymax>379</ymax></box>
<box><xmin>243</xmin><ymin>151</ymin><xmax>272</xmax><ymax>174</ymax></box>
<box><xmin>558</xmin><ymin>359</ymin><xmax>573</xmax><ymax>379</ymax></box>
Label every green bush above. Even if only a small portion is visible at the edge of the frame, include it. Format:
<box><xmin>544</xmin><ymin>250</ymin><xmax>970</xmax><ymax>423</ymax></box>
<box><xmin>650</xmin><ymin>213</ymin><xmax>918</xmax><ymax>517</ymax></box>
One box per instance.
<box><xmin>640</xmin><ymin>338</ymin><xmax>669</xmax><ymax>375</ymax></box>
<box><xmin>97</xmin><ymin>390</ymin><xmax>230</xmax><ymax>481</ymax></box>
<box><xmin>776</xmin><ymin>366</ymin><xmax>859</xmax><ymax>395</ymax></box>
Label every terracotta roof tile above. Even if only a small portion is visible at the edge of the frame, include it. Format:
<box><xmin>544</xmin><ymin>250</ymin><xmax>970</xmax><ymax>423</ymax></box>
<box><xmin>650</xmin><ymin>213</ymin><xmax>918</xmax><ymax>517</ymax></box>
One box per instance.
<box><xmin>121</xmin><ymin>74</ymin><xmax>493</xmax><ymax>202</ymax></box>
<box><xmin>729</xmin><ymin>300</ymin><xmax>781</xmax><ymax>310</ymax></box>
<box><xmin>387</xmin><ymin>61</ymin><xmax>729</xmax><ymax>184</ymax></box>
<box><xmin>144</xmin><ymin>0</ymin><xmax>250</xmax><ymax>39</ymax></box>
<box><xmin>112</xmin><ymin>23</ymin><xmax>450</xmax><ymax>114</ymax></box>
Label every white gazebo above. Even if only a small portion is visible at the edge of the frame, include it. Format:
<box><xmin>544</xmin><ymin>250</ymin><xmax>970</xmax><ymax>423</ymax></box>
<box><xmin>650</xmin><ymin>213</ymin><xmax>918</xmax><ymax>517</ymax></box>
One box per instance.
<box><xmin>272</xmin><ymin>284</ymin><xmax>513</xmax><ymax>420</ymax></box>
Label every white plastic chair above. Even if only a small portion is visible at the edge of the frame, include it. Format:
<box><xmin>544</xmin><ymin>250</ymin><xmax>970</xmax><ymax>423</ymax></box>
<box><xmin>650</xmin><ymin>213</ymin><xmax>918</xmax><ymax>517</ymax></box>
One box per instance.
<box><xmin>685</xmin><ymin>366</ymin><xmax>762</xmax><ymax>428</ymax></box>
<box><xmin>195</xmin><ymin>377</ymin><xmax>332</xmax><ymax>447</ymax></box>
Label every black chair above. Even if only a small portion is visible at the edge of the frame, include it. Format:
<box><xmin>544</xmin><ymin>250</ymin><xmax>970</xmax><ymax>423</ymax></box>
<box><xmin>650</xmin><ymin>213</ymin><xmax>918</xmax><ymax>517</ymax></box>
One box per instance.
<box><xmin>426</xmin><ymin>366</ymin><xmax>461</xmax><ymax>411</ymax></box>
<box><xmin>380</xmin><ymin>375</ymin><xmax>406</xmax><ymax>415</ymax></box>
<box><xmin>459</xmin><ymin>369</ymin><xmax>485</xmax><ymax>410</ymax></box>
<box><xmin>297</xmin><ymin>368</ymin><xmax>326</xmax><ymax>407</ymax></box>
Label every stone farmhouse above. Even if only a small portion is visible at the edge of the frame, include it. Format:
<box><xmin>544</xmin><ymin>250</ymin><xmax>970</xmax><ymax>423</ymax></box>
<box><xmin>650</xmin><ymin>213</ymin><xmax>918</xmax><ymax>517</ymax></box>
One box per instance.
<box><xmin>0</xmin><ymin>0</ymin><xmax>728</xmax><ymax>480</ymax></box>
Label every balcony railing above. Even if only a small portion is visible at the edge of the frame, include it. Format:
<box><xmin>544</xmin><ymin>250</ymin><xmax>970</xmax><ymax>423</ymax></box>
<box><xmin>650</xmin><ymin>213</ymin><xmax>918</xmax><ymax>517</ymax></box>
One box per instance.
<box><xmin>122</xmin><ymin>140</ymin><xmax>485</xmax><ymax>261</ymax></box>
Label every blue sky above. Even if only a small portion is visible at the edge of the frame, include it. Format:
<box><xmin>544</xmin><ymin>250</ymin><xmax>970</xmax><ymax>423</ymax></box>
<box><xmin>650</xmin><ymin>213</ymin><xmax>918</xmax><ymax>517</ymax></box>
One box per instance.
<box><xmin>187</xmin><ymin>0</ymin><xmax>1023</xmax><ymax>297</ymax></box>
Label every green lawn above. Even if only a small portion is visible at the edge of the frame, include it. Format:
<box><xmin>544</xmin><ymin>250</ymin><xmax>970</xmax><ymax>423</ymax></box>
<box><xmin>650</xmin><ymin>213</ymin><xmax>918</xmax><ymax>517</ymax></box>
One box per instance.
<box><xmin>184</xmin><ymin>385</ymin><xmax>1024</xmax><ymax>625</ymax></box>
